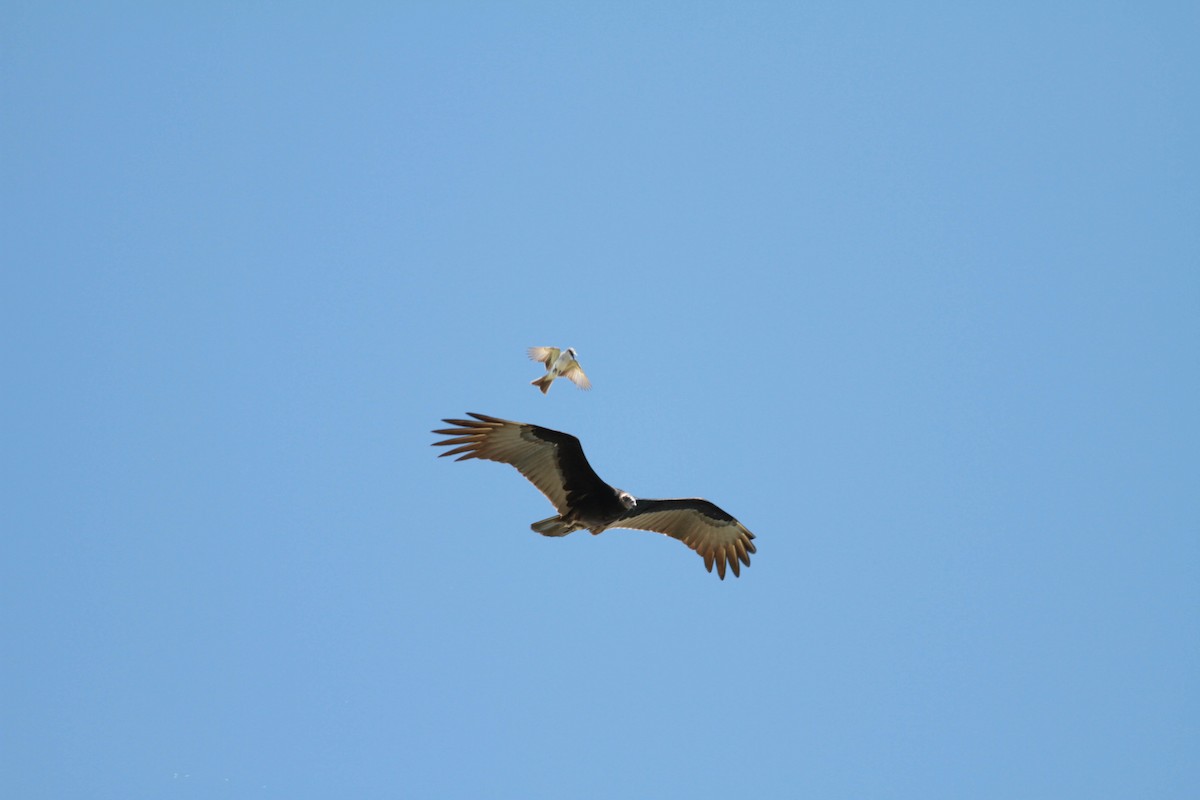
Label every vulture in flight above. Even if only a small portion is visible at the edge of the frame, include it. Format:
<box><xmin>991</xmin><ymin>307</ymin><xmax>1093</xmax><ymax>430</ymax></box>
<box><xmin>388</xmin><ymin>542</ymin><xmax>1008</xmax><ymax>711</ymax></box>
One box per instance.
<box><xmin>528</xmin><ymin>346</ymin><xmax>590</xmax><ymax>394</ymax></box>
<box><xmin>431</xmin><ymin>412</ymin><xmax>756</xmax><ymax>579</ymax></box>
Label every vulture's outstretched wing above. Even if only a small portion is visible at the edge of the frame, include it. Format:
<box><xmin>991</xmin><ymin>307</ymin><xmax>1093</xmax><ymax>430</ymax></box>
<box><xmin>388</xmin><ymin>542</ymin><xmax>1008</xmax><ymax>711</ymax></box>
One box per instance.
<box><xmin>431</xmin><ymin>412</ymin><xmax>610</xmax><ymax>514</ymax></box>
<box><xmin>614</xmin><ymin>498</ymin><xmax>757</xmax><ymax>579</ymax></box>
<box><xmin>528</xmin><ymin>346</ymin><xmax>560</xmax><ymax>367</ymax></box>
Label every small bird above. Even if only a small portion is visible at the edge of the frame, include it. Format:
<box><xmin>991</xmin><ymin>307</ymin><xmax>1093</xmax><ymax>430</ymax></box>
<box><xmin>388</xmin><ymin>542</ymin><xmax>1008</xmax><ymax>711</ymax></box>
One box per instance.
<box><xmin>432</xmin><ymin>412</ymin><xmax>757</xmax><ymax>579</ymax></box>
<box><xmin>528</xmin><ymin>346</ymin><xmax>590</xmax><ymax>394</ymax></box>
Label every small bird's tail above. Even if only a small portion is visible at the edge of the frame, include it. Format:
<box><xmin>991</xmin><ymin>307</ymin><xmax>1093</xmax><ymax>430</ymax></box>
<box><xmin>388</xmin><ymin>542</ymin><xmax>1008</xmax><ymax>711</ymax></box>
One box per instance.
<box><xmin>531</xmin><ymin>516</ymin><xmax>575</xmax><ymax>537</ymax></box>
<box><xmin>531</xmin><ymin>375</ymin><xmax>552</xmax><ymax>394</ymax></box>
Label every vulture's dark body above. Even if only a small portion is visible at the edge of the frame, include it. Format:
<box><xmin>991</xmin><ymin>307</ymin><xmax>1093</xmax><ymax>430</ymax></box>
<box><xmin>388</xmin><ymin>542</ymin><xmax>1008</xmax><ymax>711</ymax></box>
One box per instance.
<box><xmin>526</xmin><ymin>425</ymin><xmax>630</xmax><ymax>532</ymax></box>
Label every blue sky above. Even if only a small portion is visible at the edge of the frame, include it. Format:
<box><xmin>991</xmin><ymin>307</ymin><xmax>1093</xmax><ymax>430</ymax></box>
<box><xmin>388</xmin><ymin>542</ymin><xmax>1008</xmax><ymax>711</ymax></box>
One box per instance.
<box><xmin>3</xmin><ymin>3</ymin><xmax>1197</xmax><ymax>798</ymax></box>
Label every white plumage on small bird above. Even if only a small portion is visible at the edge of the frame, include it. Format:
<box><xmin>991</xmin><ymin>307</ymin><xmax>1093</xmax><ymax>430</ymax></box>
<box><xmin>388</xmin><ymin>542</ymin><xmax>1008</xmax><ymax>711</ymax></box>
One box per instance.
<box><xmin>528</xmin><ymin>346</ymin><xmax>590</xmax><ymax>394</ymax></box>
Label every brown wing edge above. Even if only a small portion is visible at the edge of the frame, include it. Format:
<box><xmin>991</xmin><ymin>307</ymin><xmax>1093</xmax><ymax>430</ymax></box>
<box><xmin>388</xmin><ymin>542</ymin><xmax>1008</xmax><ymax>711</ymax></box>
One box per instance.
<box><xmin>431</xmin><ymin>412</ymin><xmax>516</xmax><ymax>461</ymax></box>
<box><xmin>617</xmin><ymin>498</ymin><xmax>757</xmax><ymax>580</ymax></box>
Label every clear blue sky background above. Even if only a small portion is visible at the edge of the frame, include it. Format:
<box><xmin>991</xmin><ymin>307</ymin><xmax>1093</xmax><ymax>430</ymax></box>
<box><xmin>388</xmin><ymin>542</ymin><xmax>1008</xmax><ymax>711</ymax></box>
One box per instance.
<box><xmin>3</xmin><ymin>3</ymin><xmax>1197</xmax><ymax>798</ymax></box>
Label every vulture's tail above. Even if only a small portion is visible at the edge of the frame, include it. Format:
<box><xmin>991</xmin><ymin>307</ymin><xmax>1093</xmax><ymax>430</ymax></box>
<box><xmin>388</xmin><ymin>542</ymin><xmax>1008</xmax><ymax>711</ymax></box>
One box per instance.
<box><xmin>531</xmin><ymin>516</ymin><xmax>575</xmax><ymax>537</ymax></box>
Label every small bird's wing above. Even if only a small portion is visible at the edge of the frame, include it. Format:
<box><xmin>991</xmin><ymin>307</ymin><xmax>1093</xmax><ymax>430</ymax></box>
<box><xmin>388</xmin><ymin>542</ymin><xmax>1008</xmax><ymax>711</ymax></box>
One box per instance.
<box><xmin>528</xmin><ymin>347</ymin><xmax>560</xmax><ymax>368</ymax></box>
<box><xmin>432</xmin><ymin>412</ymin><xmax>613</xmax><ymax>514</ymax></box>
<box><xmin>560</xmin><ymin>360</ymin><xmax>591</xmax><ymax>390</ymax></box>
<box><xmin>613</xmin><ymin>498</ymin><xmax>756</xmax><ymax>579</ymax></box>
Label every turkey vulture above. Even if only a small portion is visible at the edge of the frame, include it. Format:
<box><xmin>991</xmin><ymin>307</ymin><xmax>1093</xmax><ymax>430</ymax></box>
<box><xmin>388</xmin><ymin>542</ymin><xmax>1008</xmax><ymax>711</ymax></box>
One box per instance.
<box><xmin>431</xmin><ymin>412</ymin><xmax>756</xmax><ymax>579</ymax></box>
<box><xmin>528</xmin><ymin>346</ymin><xmax>590</xmax><ymax>394</ymax></box>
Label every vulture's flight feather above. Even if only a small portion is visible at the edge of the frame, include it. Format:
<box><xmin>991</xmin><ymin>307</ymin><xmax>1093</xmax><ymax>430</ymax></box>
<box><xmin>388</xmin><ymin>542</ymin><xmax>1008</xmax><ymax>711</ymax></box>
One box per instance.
<box><xmin>432</xmin><ymin>412</ymin><xmax>756</xmax><ymax>579</ymax></box>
